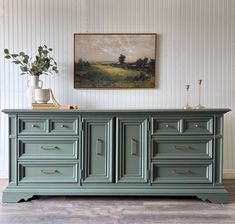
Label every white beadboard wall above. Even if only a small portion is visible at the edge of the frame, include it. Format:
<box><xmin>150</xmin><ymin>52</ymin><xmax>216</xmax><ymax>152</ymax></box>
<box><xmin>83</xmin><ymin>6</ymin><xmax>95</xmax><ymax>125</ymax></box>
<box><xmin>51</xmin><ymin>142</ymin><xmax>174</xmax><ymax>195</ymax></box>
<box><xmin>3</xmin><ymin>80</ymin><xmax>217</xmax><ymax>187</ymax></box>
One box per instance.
<box><xmin>0</xmin><ymin>0</ymin><xmax>234</xmax><ymax>178</ymax></box>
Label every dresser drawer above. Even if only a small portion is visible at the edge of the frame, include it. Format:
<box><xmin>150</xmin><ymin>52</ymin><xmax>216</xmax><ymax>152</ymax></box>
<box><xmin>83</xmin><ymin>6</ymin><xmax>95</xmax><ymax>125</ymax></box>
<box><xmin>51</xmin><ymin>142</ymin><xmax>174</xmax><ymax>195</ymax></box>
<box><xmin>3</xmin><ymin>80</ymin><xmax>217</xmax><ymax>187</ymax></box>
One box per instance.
<box><xmin>183</xmin><ymin>117</ymin><xmax>213</xmax><ymax>134</ymax></box>
<box><xmin>152</xmin><ymin>137</ymin><xmax>212</xmax><ymax>159</ymax></box>
<box><xmin>152</xmin><ymin>117</ymin><xmax>181</xmax><ymax>135</ymax></box>
<box><xmin>18</xmin><ymin>118</ymin><xmax>47</xmax><ymax>134</ymax></box>
<box><xmin>18</xmin><ymin>138</ymin><xmax>78</xmax><ymax>159</ymax></box>
<box><xmin>151</xmin><ymin>162</ymin><xmax>212</xmax><ymax>184</ymax></box>
<box><xmin>18</xmin><ymin>117</ymin><xmax>79</xmax><ymax>135</ymax></box>
<box><xmin>18</xmin><ymin>162</ymin><xmax>78</xmax><ymax>184</ymax></box>
<box><xmin>50</xmin><ymin>118</ymin><xmax>78</xmax><ymax>135</ymax></box>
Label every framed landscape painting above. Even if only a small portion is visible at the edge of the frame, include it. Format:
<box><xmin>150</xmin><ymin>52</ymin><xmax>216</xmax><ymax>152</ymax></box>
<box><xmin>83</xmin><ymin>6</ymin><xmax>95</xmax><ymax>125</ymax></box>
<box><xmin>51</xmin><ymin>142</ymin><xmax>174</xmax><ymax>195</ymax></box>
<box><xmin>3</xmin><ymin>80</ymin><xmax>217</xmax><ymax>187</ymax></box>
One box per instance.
<box><xmin>74</xmin><ymin>33</ymin><xmax>156</xmax><ymax>88</ymax></box>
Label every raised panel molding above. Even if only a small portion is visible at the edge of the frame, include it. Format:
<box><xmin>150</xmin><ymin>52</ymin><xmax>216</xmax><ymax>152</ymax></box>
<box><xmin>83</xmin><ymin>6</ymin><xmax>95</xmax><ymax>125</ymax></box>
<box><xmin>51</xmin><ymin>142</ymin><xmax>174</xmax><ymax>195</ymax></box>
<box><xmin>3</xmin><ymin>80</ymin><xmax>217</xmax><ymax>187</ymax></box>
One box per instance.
<box><xmin>116</xmin><ymin>116</ymin><xmax>148</xmax><ymax>183</ymax></box>
<box><xmin>82</xmin><ymin>116</ymin><xmax>113</xmax><ymax>183</ymax></box>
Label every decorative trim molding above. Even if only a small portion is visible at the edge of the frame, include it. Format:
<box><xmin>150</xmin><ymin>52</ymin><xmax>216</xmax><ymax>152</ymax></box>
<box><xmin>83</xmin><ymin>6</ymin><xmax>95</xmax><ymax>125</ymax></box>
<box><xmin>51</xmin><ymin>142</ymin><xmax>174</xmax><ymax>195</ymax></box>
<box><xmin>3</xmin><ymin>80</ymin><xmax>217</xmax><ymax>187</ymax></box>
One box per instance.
<box><xmin>1</xmin><ymin>170</ymin><xmax>235</xmax><ymax>179</ymax></box>
<box><xmin>223</xmin><ymin>170</ymin><xmax>235</xmax><ymax>179</ymax></box>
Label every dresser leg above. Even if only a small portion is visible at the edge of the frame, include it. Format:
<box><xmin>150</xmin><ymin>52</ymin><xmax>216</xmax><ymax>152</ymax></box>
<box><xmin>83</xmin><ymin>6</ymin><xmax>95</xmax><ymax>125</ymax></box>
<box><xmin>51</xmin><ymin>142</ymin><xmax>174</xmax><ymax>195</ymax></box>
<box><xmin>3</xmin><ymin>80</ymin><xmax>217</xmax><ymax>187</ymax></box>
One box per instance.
<box><xmin>196</xmin><ymin>193</ymin><xmax>229</xmax><ymax>204</ymax></box>
<box><xmin>2</xmin><ymin>191</ymin><xmax>35</xmax><ymax>203</ymax></box>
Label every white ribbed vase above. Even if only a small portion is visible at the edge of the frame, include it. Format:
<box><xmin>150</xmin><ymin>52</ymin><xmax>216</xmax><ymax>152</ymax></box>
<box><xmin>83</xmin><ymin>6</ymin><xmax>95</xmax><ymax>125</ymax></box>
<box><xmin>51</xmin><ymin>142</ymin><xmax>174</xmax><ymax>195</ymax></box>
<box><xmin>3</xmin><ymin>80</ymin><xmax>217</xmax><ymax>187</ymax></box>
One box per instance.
<box><xmin>27</xmin><ymin>76</ymin><xmax>43</xmax><ymax>105</ymax></box>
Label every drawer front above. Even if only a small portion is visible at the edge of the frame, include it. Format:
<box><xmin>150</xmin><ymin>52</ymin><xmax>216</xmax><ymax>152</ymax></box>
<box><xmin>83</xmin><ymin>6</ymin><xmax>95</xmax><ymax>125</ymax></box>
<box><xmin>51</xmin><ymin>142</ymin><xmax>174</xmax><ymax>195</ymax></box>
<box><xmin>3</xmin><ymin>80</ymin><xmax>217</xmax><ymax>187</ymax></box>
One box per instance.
<box><xmin>18</xmin><ymin>162</ymin><xmax>78</xmax><ymax>184</ymax></box>
<box><xmin>50</xmin><ymin>118</ymin><xmax>78</xmax><ymax>135</ymax></box>
<box><xmin>184</xmin><ymin>117</ymin><xmax>213</xmax><ymax>134</ymax></box>
<box><xmin>151</xmin><ymin>162</ymin><xmax>212</xmax><ymax>184</ymax></box>
<box><xmin>18</xmin><ymin>138</ymin><xmax>78</xmax><ymax>159</ymax></box>
<box><xmin>18</xmin><ymin>117</ymin><xmax>79</xmax><ymax>135</ymax></box>
<box><xmin>152</xmin><ymin>117</ymin><xmax>181</xmax><ymax>135</ymax></box>
<box><xmin>152</xmin><ymin>137</ymin><xmax>212</xmax><ymax>159</ymax></box>
<box><xmin>18</xmin><ymin>118</ymin><xmax>47</xmax><ymax>134</ymax></box>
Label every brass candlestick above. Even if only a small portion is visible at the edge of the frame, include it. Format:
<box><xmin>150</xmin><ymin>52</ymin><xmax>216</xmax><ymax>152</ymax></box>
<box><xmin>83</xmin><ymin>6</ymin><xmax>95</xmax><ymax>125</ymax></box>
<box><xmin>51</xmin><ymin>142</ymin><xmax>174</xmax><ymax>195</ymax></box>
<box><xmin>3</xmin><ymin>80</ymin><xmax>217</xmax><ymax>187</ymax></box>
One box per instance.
<box><xmin>183</xmin><ymin>84</ymin><xmax>192</xmax><ymax>109</ymax></box>
<box><xmin>195</xmin><ymin>79</ymin><xmax>205</xmax><ymax>109</ymax></box>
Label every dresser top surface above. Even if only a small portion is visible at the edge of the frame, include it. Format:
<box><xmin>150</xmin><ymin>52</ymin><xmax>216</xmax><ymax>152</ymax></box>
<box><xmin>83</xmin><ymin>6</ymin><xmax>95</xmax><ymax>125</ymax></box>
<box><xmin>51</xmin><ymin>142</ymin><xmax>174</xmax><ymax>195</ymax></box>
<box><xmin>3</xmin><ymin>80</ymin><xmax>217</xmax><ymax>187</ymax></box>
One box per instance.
<box><xmin>2</xmin><ymin>108</ymin><xmax>231</xmax><ymax>114</ymax></box>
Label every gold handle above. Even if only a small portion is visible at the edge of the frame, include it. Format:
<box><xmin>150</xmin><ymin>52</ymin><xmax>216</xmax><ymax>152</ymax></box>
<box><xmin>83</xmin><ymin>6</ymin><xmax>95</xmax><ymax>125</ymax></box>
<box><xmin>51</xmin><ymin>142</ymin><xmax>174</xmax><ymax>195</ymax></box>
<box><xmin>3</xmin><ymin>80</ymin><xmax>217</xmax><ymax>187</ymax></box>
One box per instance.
<box><xmin>61</xmin><ymin>124</ymin><xmax>65</xmax><ymax>128</ymax></box>
<box><xmin>174</xmin><ymin>145</ymin><xmax>193</xmax><ymax>151</ymax></box>
<box><xmin>96</xmin><ymin>139</ymin><xmax>103</xmax><ymax>155</ymax></box>
<box><xmin>40</xmin><ymin>169</ymin><xmax>59</xmax><ymax>174</ymax></box>
<box><xmin>195</xmin><ymin>124</ymin><xmax>199</xmax><ymax>128</ymax></box>
<box><xmin>41</xmin><ymin>146</ymin><xmax>59</xmax><ymax>150</ymax></box>
<box><xmin>165</xmin><ymin>124</ymin><xmax>169</xmax><ymax>128</ymax></box>
<box><xmin>172</xmin><ymin>169</ymin><xmax>193</xmax><ymax>175</ymax></box>
<box><xmin>131</xmin><ymin>138</ymin><xmax>138</xmax><ymax>155</ymax></box>
<box><xmin>32</xmin><ymin>124</ymin><xmax>37</xmax><ymax>128</ymax></box>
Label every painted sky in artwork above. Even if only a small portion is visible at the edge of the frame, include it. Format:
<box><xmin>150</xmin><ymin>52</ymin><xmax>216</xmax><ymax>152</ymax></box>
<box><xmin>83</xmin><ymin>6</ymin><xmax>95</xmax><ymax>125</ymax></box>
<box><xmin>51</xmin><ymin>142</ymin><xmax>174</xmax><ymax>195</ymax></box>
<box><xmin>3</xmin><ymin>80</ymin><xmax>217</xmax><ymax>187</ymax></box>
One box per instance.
<box><xmin>74</xmin><ymin>34</ymin><xmax>156</xmax><ymax>63</ymax></box>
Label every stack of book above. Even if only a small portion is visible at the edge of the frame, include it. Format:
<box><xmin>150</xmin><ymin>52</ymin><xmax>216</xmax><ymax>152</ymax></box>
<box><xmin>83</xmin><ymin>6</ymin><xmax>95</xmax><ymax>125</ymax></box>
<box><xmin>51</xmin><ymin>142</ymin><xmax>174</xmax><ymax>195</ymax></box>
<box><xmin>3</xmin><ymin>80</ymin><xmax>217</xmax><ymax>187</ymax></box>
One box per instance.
<box><xmin>31</xmin><ymin>103</ymin><xmax>59</xmax><ymax>109</ymax></box>
<box><xmin>32</xmin><ymin>103</ymin><xmax>79</xmax><ymax>110</ymax></box>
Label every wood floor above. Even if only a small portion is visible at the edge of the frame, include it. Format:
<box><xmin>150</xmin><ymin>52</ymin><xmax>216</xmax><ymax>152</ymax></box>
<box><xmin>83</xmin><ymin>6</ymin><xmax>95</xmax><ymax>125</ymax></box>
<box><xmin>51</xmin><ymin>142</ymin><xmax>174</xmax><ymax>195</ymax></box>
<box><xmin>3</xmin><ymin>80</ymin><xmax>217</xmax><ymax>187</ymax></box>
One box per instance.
<box><xmin>0</xmin><ymin>179</ymin><xmax>235</xmax><ymax>224</ymax></box>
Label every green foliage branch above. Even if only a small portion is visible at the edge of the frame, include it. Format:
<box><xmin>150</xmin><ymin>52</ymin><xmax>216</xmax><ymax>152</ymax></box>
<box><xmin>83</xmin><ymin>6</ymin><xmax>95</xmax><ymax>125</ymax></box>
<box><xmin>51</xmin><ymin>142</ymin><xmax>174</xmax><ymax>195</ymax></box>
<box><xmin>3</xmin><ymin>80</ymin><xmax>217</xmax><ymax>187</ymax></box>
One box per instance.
<box><xmin>4</xmin><ymin>45</ymin><xmax>58</xmax><ymax>76</ymax></box>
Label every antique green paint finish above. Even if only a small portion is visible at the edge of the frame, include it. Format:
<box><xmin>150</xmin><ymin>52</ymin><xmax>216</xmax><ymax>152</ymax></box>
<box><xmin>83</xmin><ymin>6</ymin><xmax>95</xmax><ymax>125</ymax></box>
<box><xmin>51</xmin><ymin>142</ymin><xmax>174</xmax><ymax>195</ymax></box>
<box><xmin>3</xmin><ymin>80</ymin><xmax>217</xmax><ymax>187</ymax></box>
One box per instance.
<box><xmin>152</xmin><ymin>117</ymin><xmax>182</xmax><ymax>134</ymax></box>
<box><xmin>151</xmin><ymin>116</ymin><xmax>213</xmax><ymax>135</ymax></box>
<box><xmin>2</xmin><ymin>187</ymin><xmax>229</xmax><ymax>203</ymax></box>
<box><xmin>183</xmin><ymin>117</ymin><xmax>213</xmax><ymax>135</ymax></box>
<box><xmin>151</xmin><ymin>161</ymin><xmax>212</xmax><ymax>184</ymax></box>
<box><xmin>82</xmin><ymin>116</ymin><xmax>113</xmax><ymax>183</ymax></box>
<box><xmin>18</xmin><ymin>116</ymin><xmax>79</xmax><ymax>135</ymax></box>
<box><xmin>1</xmin><ymin>108</ymin><xmax>231</xmax><ymax>203</ymax></box>
<box><xmin>18</xmin><ymin>137</ymin><xmax>79</xmax><ymax>160</ymax></box>
<box><xmin>116</xmin><ymin>116</ymin><xmax>148</xmax><ymax>184</ymax></box>
<box><xmin>18</xmin><ymin>161</ymin><xmax>78</xmax><ymax>184</ymax></box>
<box><xmin>2</xmin><ymin>108</ymin><xmax>230</xmax><ymax>113</ymax></box>
<box><xmin>8</xmin><ymin>115</ymin><xmax>17</xmax><ymax>187</ymax></box>
<box><xmin>152</xmin><ymin>136</ymin><xmax>213</xmax><ymax>159</ymax></box>
<box><xmin>49</xmin><ymin>118</ymin><xmax>78</xmax><ymax>135</ymax></box>
<box><xmin>9</xmin><ymin>115</ymin><xmax>17</xmax><ymax>137</ymax></box>
<box><xmin>18</xmin><ymin>117</ymin><xmax>47</xmax><ymax>135</ymax></box>
<box><xmin>214</xmin><ymin>115</ymin><xmax>224</xmax><ymax>185</ymax></box>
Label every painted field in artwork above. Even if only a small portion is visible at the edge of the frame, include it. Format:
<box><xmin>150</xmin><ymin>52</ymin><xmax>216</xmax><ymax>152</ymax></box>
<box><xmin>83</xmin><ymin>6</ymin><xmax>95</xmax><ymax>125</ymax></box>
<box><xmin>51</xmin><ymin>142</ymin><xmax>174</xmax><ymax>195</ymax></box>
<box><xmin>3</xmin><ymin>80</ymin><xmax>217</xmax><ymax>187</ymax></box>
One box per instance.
<box><xmin>74</xmin><ymin>62</ymin><xmax>155</xmax><ymax>88</ymax></box>
<box><xmin>74</xmin><ymin>34</ymin><xmax>156</xmax><ymax>88</ymax></box>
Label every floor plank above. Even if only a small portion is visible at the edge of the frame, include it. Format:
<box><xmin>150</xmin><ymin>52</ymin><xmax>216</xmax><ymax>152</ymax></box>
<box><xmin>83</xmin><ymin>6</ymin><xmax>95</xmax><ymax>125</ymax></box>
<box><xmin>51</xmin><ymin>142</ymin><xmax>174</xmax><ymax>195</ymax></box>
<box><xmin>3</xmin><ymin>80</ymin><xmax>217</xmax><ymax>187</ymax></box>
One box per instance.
<box><xmin>0</xmin><ymin>179</ymin><xmax>235</xmax><ymax>224</ymax></box>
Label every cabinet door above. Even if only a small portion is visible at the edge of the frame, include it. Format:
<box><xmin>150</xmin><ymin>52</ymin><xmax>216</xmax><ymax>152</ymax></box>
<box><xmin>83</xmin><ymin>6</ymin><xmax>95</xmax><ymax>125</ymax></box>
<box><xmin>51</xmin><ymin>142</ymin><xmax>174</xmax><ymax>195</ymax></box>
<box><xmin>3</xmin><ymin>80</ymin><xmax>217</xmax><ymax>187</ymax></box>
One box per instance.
<box><xmin>82</xmin><ymin>116</ymin><xmax>113</xmax><ymax>183</ymax></box>
<box><xmin>116</xmin><ymin>116</ymin><xmax>148</xmax><ymax>184</ymax></box>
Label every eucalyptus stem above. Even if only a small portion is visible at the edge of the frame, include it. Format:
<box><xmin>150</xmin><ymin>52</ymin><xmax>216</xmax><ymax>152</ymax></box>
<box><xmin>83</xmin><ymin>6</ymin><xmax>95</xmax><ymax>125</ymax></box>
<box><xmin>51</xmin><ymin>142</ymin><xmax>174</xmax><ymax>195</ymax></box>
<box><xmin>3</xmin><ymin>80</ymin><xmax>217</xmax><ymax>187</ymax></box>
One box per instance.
<box><xmin>4</xmin><ymin>45</ymin><xmax>58</xmax><ymax>76</ymax></box>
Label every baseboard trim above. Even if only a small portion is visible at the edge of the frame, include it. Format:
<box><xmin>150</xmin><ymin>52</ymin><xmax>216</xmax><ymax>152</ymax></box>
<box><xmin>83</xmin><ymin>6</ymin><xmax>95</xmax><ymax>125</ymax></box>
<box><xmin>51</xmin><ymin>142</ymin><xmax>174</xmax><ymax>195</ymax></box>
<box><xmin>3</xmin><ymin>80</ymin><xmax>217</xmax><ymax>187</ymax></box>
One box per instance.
<box><xmin>0</xmin><ymin>170</ymin><xmax>8</xmax><ymax>179</ymax></box>
<box><xmin>223</xmin><ymin>170</ymin><xmax>235</xmax><ymax>179</ymax></box>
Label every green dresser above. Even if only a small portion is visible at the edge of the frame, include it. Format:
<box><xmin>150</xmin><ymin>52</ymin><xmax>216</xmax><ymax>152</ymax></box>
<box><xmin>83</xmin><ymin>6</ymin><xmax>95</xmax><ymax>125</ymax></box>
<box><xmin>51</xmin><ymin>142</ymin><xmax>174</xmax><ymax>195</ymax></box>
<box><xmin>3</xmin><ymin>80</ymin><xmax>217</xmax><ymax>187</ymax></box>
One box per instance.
<box><xmin>2</xmin><ymin>108</ymin><xmax>230</xmax><ymax>203</ymax></box>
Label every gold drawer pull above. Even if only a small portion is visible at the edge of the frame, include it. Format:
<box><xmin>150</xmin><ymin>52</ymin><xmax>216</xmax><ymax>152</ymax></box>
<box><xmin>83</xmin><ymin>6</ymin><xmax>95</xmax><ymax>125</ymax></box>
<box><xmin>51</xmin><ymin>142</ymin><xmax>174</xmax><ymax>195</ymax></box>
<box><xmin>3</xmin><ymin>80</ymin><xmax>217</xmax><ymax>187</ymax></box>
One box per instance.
<box><xmin>174</xmin><ymin>145</ymin><xmax>193</xmax><ymax>151</ymax></box>
<box><xmin>165</xmin><ymin>124</ymin><xmax>169</xmax><ymax>128</ymax></box>
<box><xmin>40</xmin><ymin>169</ymin><xmax>59</xmax><ymax>174</ymax></box>
<box><xmin>41</xmin><ymin>146</ymin><xmax>59</xmax><ymax>150</ymax></box>
<box><xmin>195</xmin><ymin>124</ymin><xmax>199</xmax><ymax>128</ymax></box>
<box><xmin>60</xmin><ymin>124</ymin><xmax>65</xmax><ymax>128</ymax></box>
<box><xmin>131</xmin><ymin>138</ymin><xmax>138</xmax><ymax>155</ymax></box>
<box><xmin>96</xmin><ymin>139</ymin><xmax>103</xmax><ymax>155</ymax></box>
<box><xmin>172</xmin><ymin>169</ymin><xmax>193</xmax><ymax>175</ymax></box>
<box><xmin>32</xmin><ymin>124</ymin><xmax>38</xmax><ymax>128</ymax></box>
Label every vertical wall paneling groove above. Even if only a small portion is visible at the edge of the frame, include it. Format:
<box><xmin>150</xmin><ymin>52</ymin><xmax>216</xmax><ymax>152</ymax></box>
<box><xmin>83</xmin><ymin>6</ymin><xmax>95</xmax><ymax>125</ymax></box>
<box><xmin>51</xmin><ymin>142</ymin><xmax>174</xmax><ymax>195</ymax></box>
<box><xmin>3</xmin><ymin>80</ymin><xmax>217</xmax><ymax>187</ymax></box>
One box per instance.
<box><xmin>0</xmin><ymin>0</ymin><xmax>235</xmax><ymax>178</ymax></box>
<box><xmin>0</xmin><ymin>0</ymin><xmax>4</xmax><ymax>176</ymax></box>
